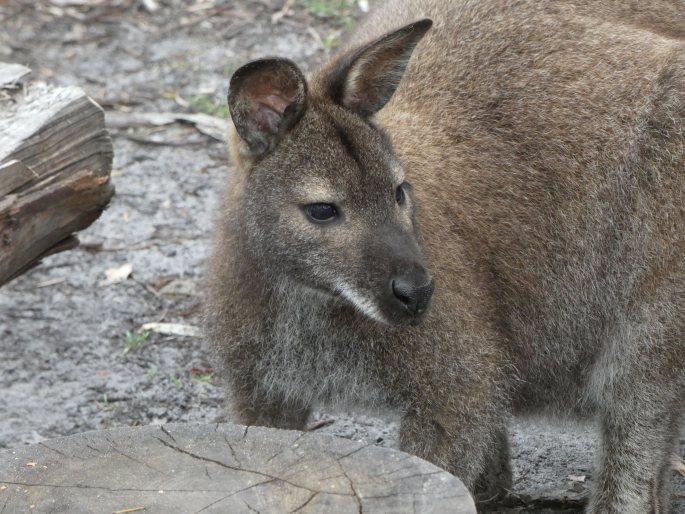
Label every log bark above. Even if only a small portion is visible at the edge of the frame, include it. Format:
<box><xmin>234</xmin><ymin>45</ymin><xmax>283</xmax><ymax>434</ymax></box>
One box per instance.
<box><xmin>0</xmin><ymin>423</ymin><xmax>476</xmax><ymax>513</ymax></box>
<box><xmin>0</xmin><ymin>62</ymin><xmax>114</xmax><ymax>286</ymax></box>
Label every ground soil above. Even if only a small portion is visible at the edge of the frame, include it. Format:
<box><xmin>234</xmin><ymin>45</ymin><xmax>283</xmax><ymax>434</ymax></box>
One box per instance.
<box><xmin>0</xmin><ymin>1</ymin><xmax>683</xmax><ymax>512</ymax></box>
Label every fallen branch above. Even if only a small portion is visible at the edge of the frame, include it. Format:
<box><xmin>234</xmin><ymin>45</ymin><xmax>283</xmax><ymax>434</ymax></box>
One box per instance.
<box><xmin>140</xmin><ymin>322</ymin><xmax>201</xmax><ymax>338</ymax></box>
<box><xmin>105</xmin><ymin>110</ymin><xmax>226</xmax><ymax>141</ymax></box>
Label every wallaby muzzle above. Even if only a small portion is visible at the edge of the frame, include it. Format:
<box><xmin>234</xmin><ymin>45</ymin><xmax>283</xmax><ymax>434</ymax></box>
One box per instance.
<box><xmin>391</xmin><ymin>272</ymin><xmax>435</xmax><ymax>323</ymax></box>
<box><xmin>366</xmin><ymin>226</ymin><xmax>434</xmax><ymax>326</ymax></box>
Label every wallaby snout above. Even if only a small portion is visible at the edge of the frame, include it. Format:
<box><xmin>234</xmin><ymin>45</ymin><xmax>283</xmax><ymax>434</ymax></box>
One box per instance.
<box><xmin>391</xmin><ymin>271</ymin><xmax>434</xmax><ymax>323</ymax></box>
<box><xmin>362</xmin><ymin>226</ymin><xmax>433</xmax><ymax>326</ymax></box>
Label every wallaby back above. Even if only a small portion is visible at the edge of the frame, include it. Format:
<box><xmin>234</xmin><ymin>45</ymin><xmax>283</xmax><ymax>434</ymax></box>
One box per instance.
<box><xmin>344</xmin><ymin>0</ymin><xmax>685</xmax><ymax>407</ymax></box>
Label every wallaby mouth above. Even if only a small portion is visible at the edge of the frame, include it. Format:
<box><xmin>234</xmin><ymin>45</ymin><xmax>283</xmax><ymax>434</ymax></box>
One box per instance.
<box><xmin>337</xmin><ymin>227</ymin><xmax>435</xmax><ymax>327</ymax></box>
<box><xmin>333</xmin><ymin>262</ymin><xmax>434</xmax><ymax>327</ymax></box>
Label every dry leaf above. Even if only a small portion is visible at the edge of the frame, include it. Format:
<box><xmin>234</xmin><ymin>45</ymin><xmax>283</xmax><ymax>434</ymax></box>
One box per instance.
<box><xmin>158</xmin><ymin>279</ymin><xmax>198</xmax><ymax>297</ymax></box>
<box><xmin>140</xmin><ymin>0</ymin><xmax>159</xmax><ymax>13</ymax></box>
<box><xmin>51</xmin><ymin>0</ymin><xmax>105</xmax><ymax>6</ymax></box>
<box><xmin>100</xmin><ymin>263</ymin><xmax>133</xmax><ymax>286</ymax></box>
<box><xmin>187</xmin><ymin>1</ymin><xmax>216</xmax><ymax>12</ymax></box>
<box><xmin>36</xmin><ymin>277</ymin><xmax>66</xmax><ymax>288</ymax></box>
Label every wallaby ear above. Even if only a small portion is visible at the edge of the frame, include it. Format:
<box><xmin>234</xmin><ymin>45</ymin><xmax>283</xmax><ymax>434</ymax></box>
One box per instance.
<box><xmin>326</xmin><ymin>19</ymin><xmax>432</xmax><ymax>117</ymax></box>
<box><xmin>228</xmin><ymin>58</ymin><xmax>307</xmax><ymax>156</ymax></box>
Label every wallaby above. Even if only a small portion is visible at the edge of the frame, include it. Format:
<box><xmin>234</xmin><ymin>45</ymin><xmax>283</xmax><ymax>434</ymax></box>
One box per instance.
<box><xmin>206</xmin><ymin>0</ymin><xmax>685</xmax><ymax>511</ymax></box>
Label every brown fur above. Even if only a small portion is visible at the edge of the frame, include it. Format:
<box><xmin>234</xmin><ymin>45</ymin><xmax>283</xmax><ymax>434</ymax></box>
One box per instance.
<box><xmin>206</xmin><ymin>1</ymin><xmax>685</xmax><ymax>512</ymax></box>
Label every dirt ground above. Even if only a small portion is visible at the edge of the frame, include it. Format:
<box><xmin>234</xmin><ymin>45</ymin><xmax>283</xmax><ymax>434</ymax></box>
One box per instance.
<box><xmin>0</xmin><ymin>1</ymin><xmax>683</xmax><ymax>512</ymax></box>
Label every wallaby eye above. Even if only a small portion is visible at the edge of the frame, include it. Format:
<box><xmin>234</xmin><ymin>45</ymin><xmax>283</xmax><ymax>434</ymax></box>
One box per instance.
<box><xmin>304</xmin><ymin>203</ymin><xmax>338</xmax><ymax>223</ymax></box>
<box><xmin>395</xmin><ymin>184</ymin><xmax>406</xmax><ymax>205</ymax></box>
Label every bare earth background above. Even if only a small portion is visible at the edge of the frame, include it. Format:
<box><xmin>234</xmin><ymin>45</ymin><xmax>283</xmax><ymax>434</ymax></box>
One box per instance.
<box><xmin>0</xmin><ymin>1</ymin><xmax>683</xmax><ymax>512</ymax></box>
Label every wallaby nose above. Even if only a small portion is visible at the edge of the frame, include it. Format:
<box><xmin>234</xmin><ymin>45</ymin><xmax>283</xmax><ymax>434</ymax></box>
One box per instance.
<box><xmin>392</xmin><ymin>276</ymin><xmax>435</xmax><ymax>315</ymax></box>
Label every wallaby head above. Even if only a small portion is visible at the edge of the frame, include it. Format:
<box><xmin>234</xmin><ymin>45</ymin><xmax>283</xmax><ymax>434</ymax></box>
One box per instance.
<box><xmin>227</xmin><ymin>19</ymin><xmax>434</xmax><ymax>326</ymax></box>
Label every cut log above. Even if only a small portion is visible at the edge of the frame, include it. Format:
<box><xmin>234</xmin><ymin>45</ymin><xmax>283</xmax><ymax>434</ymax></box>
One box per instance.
<box><xmin>0</xmin><ymin>62</ymin><xmax>114</xmax><ymax>286</ymax></box>
<box><xmin>0</xmin><ymin>423</ymin><xmax>476</xmax><ymax>513</ymax></box>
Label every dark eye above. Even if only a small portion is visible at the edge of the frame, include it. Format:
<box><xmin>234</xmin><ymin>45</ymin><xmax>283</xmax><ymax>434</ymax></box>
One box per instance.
<box><xmin>304</xmin><ymin>203</ymin><xmax>338</xmax><ymax>223</ymax></box>
<box><xmin>395</xmin><ymin>184</ymin><xmax>406</xmax><ymax>205</ymax></box>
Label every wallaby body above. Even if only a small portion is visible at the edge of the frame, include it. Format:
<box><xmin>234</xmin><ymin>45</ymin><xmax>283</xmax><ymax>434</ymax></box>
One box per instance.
<box><xmin>207</xmin><ymin>1</ymin><xmax>685</xmax><ymax>512</ymax></box>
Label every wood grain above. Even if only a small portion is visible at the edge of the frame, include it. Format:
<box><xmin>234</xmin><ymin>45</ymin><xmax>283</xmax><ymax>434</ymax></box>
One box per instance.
<box><xmin>0</xmin><ymin>423</ymin><xmax>476</xmax><ymax>513</ymax></box>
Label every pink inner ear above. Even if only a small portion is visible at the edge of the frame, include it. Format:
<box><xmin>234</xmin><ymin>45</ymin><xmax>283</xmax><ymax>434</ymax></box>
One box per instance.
<box><xmin>250</xmin><ymin>104</ymin><xmax>282</xmax><ymax>135</ymax></box>
<box><xmin>249</xmin><ymin>91</ymin><xmax>296</xmax><ymax>134</ymax></box>
<box><xmin>257</xmin><ymin>93</ymin><xmax>292</xmax><ymax>114</ymax></box>
<box><xmin>249</xmin><ymin>71</ymin><xmax>299</xmax><ymax>113</ymax></box>
<box><xmin>243</xmin><ymin>73</ymin><xmax>300</xmax><ymax>134</ymax></box>
<box><xmin>237</xmin><ymin>63</ymin><xmax>304</xmax><ymax>142</ymax></box>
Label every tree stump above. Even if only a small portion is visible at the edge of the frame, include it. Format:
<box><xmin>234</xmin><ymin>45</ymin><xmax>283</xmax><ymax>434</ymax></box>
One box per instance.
<box><xmin>0</xmin><ymin>62</ymin><xmax>114</xmax><ymax>286</ymax></box>
<box><xmin>0</xmin><ymin>423</ymin><xmax>475</xmax><ymax>513</ymax></box>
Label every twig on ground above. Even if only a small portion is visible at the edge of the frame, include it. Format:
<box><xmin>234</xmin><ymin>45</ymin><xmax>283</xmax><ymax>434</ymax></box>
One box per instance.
<box><xmin>271</xmin><ymin>0</ymin><xmax>295</xmax><ymax>24</ymax></box>
<box><xmin>479</xmin><ymin>489</ymin><xmax>587</xmax><ymax>513</ymax></box>
<box><xmin>306</xmin><ymin>418</ymin><xmax>335</xmax><ymax>431</ymax></box>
